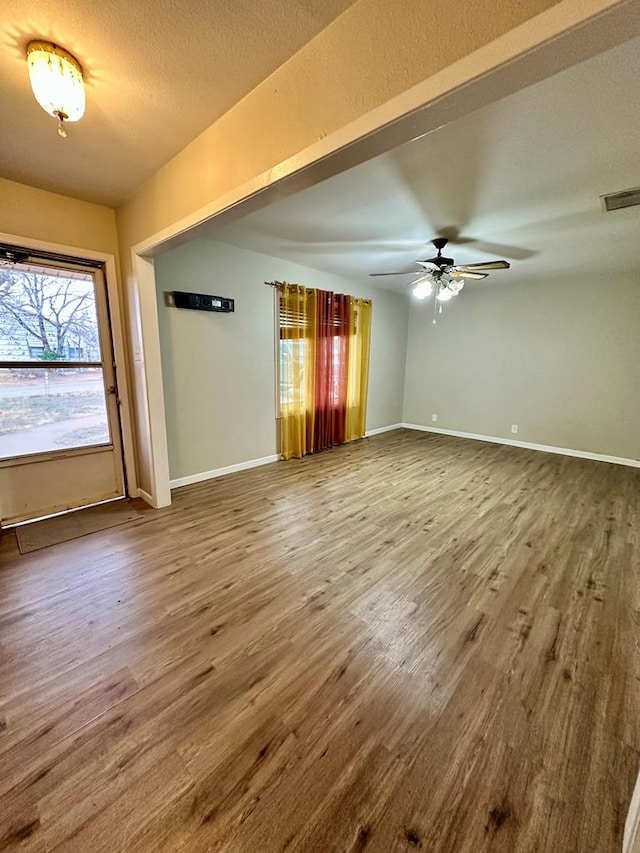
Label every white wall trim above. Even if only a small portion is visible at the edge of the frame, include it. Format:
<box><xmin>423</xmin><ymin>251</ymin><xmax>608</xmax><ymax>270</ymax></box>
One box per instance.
<box><xmin>102</xmin><ymin>255</ymin><xmax>137</xmax><ymax>498</ymax></box>
<box><xmin>171</xmin><ymin>432</ymin><xmax>406</xmax><ymax>488</ymax></box>
<box><xmin>624</xmin><ymin>769</ymin><xmax>640</xmax><ymax>853</ymax></box>
<box><xmin>366</xmin><ymin>424</ymin><xmax>403</xmax><ymax>437</ymax></box>
<box><xmin>137</xmin><ymin>488</ymin><xmax>156</xmax><ymax>507</ymax></box>
<box><xmin>170</xmin><ymin>455</ymin><xmax>279</xmax><ymax>490</ymax></box>
<box><xmin>130</xmin><ymin>253</ymin><xmax>172</xmax><ymax>508</ymax></box>
<box><xmin>401</xmin><ymin>423</ymin><xmax>640</xmax><ymax>468</ymax></box>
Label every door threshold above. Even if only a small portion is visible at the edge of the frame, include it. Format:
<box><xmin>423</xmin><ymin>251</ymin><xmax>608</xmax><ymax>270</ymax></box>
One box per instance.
<box><xmin>6</xmin><ymin>496</ymin><xmax>129</xmax><ymax>530</ymax></box>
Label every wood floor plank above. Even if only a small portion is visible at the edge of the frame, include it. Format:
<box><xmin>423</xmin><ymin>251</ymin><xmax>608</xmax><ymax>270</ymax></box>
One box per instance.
<box><xmin>0</xmin><ymin>667</ymin><xmax>139</xmax><ymax>792</ymax></box>
<box><xmin>50</xmin><ymin>752</ymin><xmax>193</xmax><ymax>853</ymax></box>
<box><xmin>1</xmin><ymin>429</ymin><xmax>639</xmax><ymax>851</ymax></box>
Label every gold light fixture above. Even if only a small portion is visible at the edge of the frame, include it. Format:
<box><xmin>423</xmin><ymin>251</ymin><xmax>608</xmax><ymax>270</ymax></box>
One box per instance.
<box><xmin>26</xmin><ymin>41</ymin><xmax>85</xmax><ymax>138</ymax></box>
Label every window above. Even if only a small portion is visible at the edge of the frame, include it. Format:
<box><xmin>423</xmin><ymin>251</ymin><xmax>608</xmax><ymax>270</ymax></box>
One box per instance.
<box><xmin>279</xmin><ymin>338</ymin><xmax>306</xmax><ymax>411</ymax></box>
<box><xmin>276</xmin><ymin>284</ymin><xmax>371</xmax><ymax>459</ymax></box>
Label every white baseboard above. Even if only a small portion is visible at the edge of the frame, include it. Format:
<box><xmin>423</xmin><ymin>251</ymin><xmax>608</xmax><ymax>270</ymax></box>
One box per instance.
<box><xmin>169</xmin><ymin>430</ymin><xmax>403</xmax><ymax>489</ymax></box>
<box><xmin>365</xmin><ymin>423</ymin><xmax>403</xmax><ymax>437</ymax></box>
<box><xmin>401</xmin><ymin>423</ymin><xmax>640</xmax><ymax>469</ymax></box>
<box><xmin>170</xmin><ymin>454</ymin><xmax>279</xmax><ymax>489</ymax></box>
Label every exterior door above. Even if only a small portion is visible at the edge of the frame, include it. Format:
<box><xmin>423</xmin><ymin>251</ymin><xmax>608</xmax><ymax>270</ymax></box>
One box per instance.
<box><xmin>0</xmin><ymin>255</ymin><xmax>125</xmax><ymax>525</ymax></box>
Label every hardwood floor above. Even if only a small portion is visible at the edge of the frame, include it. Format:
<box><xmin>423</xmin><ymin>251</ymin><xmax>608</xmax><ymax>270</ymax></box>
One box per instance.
<box><xmin>1</xmin><ymin>429</ymin><xmax>639</xmax><ymax>852</ymax></box>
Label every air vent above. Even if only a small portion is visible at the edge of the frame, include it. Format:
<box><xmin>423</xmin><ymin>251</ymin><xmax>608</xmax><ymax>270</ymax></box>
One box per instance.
<box><xmin>601</xmin><ymin>187</ymin><xmax>640</xmax><ymax>212</ymax></box>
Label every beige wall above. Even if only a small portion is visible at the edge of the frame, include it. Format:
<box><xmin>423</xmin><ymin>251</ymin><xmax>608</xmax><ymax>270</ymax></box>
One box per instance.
<box><xmin>403</xmin><ymin>273</ymin><xmax>640</xmax><ymax>460</ymax></box>
<box><xmin>0</xmin><ymin>177</ymin><xmax>118</xmax><ymax>255</ymax></box>
<box><xmin>154</xmin><ymin>239</ymin><xmax>408</xmax><ymax>481</ymax></box>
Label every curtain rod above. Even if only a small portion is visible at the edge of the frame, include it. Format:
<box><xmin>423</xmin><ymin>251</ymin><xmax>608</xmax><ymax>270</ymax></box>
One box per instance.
<box><xmin>265</xmin><ymin>280</ymin><xmax>371</xmax><ymax>304</ymax></box>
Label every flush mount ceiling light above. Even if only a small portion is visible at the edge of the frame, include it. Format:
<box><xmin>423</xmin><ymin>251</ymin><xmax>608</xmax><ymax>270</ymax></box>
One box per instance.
<box><xmin>26</xmin><ymin>40</ymin><xmax>85</xmax><ymax>138</ymax></box>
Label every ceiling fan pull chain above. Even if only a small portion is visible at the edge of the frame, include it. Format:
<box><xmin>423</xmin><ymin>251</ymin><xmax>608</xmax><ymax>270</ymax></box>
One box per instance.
<box><xmin>432</xmin><ymin>294</ymin><xmax>439</xmax><ymax>325</ymax></box>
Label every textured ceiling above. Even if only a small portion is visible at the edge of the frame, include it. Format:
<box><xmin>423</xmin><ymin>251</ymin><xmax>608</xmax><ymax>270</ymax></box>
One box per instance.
<box><xmin>0</xmin><ymin>0</ymin><xmax>357</xmax><ymax>206</ymax></box>
<box><xmin>212</xmin><ymin>37</ymin><xmax>640</xmax><ymax>289</ymax></box>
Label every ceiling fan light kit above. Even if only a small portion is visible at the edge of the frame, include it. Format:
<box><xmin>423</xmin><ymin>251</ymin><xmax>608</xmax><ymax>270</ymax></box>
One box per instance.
<box><xmin>26</xmin><ymin>40</ymin><xmax>85</xmax><ymax>138</ymax></box>
<box><xmin>371</xmin><ymin>237</ymin><xmax>511</xmax><ymax>322</ymax></box>
<box><xmin>412</xmin><ymin>275</ymin><xmax>433</xmax><ymax>299</ymax></box>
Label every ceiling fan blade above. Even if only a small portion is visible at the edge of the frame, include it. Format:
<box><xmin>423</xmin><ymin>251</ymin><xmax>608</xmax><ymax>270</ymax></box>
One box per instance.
<box><xmin>369</xmin><ymin>269</ymin><xmax>421</xmax><ymax>276</ymax></box>
<box><xmin>449</xmin><ymin>270</ymin><xmax>488</xmax><ymax>280</ymax></box>
<box><xmin>435</xmin><ymin>227</ymin><xmax>475</xmax><ymax>246</ymax></box>
<box><xmin>456</xmin><ymin>260</ymin><xmax>510</xmax><ymax>271</ymax></box>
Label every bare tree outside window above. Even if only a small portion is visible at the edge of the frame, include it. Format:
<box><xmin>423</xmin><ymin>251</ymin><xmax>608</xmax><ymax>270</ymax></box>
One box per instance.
<box><xmin>0</xmin><ymin>265</ymin><xmax>109</xmax><ymax>458</ymax></box>
<box><xmin>0</xmin><ymin>268</ymin><xmax>101</xmax><ymax>362</ymax></box>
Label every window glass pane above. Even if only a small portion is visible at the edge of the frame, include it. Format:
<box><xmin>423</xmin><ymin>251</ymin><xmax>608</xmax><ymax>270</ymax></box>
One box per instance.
<box><xmin>0</xmin><ymin>367</ymin><xmax>110</xmax><ymax>459</ymax></box>
<box><xmin>280</xmin><ymin>339</ymin><xmax>308</xmax><ymax>410</ymax></box>
<box><xmin>0</xmin><ymin>263</ymin><xmax>101</xmax><ymax>362</ymax></box>
<box><xmin>280</xmin><ymin>340</ymin><xmax>294</xmax><ymax>407</ymax></box>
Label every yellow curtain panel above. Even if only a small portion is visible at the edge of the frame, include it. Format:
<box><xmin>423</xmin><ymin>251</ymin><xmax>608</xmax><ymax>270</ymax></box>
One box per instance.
<box><xmin>345</xmin><ymin>297</ymin><xmax>372</xmax><ymax>442</ymax></box>
<box><xmin>278</xmin><ymin>284</ymin><xmax>372</xmax><ymax>461</ymax></box>
<box><xmin>279</xmin><ymin>283</ymin><xmax>316</xmax><ymax>461</ymax></box>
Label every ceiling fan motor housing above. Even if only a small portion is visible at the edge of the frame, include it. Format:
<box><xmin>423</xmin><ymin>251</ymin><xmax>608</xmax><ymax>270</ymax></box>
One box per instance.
<box><xmin>429</xmin><ymin>237</ymin><xmax>454</xmax><ymax>267</ymax></box>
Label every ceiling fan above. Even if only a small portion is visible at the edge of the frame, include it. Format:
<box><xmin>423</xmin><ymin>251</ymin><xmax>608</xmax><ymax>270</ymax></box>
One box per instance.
<box><xmin>370</xmin><ymin>237</ymin><xmax>510</xmax><ymax>304</ymax></box>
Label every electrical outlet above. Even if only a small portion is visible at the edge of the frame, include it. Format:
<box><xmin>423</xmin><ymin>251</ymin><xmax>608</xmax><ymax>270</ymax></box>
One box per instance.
<box><xmin>511</xmin><ymin>424</ymin><xmax>519</xmax><ymax>434</ymax></box>
<box><xmin>431</xmin><ymin>414</ymin><xmax>438</xmax><ymax>422</ymax></box>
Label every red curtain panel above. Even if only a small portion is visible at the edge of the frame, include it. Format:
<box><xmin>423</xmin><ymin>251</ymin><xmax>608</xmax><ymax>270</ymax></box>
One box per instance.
<box><xmin>313</xmin><ymin>290</ymin><xmax>350</xmax><ymax>452</ymax></box>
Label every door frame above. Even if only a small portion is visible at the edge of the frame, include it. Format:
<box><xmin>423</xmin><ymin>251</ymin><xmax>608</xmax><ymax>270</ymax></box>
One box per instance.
<box><xmin>0</xmin><ymin>231</ymin><xmax>137</xmax><ymax>515</ymax></box>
